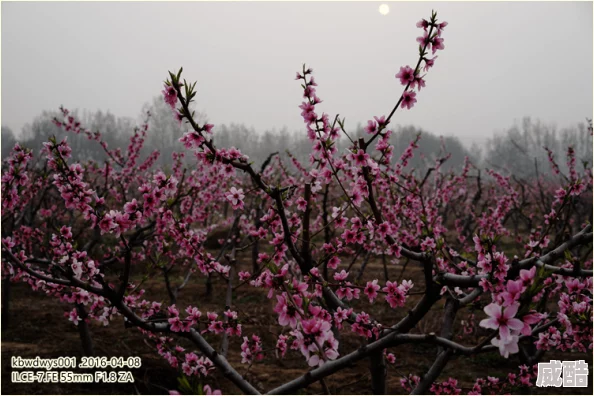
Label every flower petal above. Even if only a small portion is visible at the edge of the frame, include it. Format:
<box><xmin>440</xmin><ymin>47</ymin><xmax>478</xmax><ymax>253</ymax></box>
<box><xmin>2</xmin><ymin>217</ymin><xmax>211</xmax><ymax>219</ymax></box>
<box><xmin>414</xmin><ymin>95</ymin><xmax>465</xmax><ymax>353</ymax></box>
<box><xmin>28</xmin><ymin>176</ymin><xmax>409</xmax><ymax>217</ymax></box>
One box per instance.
<box><xmin>484</xmin><ymin>303</ymin><xmax>502</xmax><ymax>318</ymax></box>
<box><xmin>479</xmin><ymin>318</ymin><xmax>499</xmax><ymax>330</ymax></box>
<box><xmin>503</xmin><ymin>302</ymin><xmax>519</xmax><ymax>318</ymax></box>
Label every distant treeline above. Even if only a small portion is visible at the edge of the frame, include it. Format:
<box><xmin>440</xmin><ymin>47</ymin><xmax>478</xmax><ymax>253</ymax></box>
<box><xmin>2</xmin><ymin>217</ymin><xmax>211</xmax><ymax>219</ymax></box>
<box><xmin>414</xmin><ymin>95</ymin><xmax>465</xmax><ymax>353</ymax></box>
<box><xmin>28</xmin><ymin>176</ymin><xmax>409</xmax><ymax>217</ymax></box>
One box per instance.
<box><xmin>2</xmin><ymin>96</ymin><xmax>591</xmax><ymax>179</ymax></box>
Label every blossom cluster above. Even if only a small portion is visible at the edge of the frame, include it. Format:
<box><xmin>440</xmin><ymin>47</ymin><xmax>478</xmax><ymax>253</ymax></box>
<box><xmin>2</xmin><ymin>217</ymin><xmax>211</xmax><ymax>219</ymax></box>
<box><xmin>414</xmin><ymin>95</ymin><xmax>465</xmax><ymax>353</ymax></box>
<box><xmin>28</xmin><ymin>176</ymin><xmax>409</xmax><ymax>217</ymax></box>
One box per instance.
<box><xmin>1</xmin><ymin>9</ymin><xmax>592</xmax><ymax>396</ymax></box>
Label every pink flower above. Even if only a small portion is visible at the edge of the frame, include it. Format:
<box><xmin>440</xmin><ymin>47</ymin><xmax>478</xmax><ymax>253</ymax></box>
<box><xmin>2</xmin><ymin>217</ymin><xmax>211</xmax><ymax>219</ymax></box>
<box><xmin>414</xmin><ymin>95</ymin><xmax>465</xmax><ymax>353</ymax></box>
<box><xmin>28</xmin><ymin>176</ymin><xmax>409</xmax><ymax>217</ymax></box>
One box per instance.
<box><xmin>203</xmin><ymin>385</ymin><xmax>222</xmax><ymax>395</ymax></box>
<box><xmin>382</xmin><ymin>281</ymin><xmax>407</xmax><ymax>308</ymax></box>
<box><xmin>400</xmin><ymin>280</ymin><xmax>414</xmax><ymax>293</ymax></box>
<box><xmin>341</xmin><ymin>229</ymin><xmax>357</xmax><ymax>244</ymax></box>
<box><xmin>519</xmin><ymin>312</ymin><xmax>542</xmax><ymax>336</ymax></box>
<box><xmin>208</xmin><ymin>320</ymin><xmax>224</xmax><ymax>334</ymax></box>
<box><xmin>376</xmin><ymin>222</ymin><xmax>390</xmax><ymax>238</ymax></box>
<box><xmin>60</xmin><ymin>226</ymin><xmax>73</xmax><ymax>240</ymax></box>
<box><xmin>385</xmin><ymin>352</ymin><xmax>396</xmax><ymax>364</ymax></box>
<box><xmin>203</xmin><ymin>123</ymin><xmax>214</xmax><ymax>134</ymax></box>
<box><xmin>301</xmin><ymin>317</ymin><xmax>332</xmax><ymax>345</ymax></box>
<box><xmin>364</xmin><ymin>280</ymin><xmax>380</xmax><ymax>303</ymax></box>
<box><xmin>174</xmin><ymin>111</ymin><xmax>183</xmax><ymax>125</ymax></box>
<box><xmin>423</xmin><ymin>56</ymin><xmax>437</xmax><ymax>71</ymax></box>
<box><xmin>351</xmin><ymin>190</ymin><xmax>364</xmax><ymax>207</ymax></box>
<box><xmin>276</xmin><ymin>334</ymin><xmax>289</xmax><ymax>358</ymax></box>
<box><xmin>123</xmin><ymin>199</ymin><xmax>140</xmax><ymax>214</ymax></box>
<box><xmin>412</xmin><ymin>75</ymin><xmax>426</xmax><ymax>91</ymax></box>
<box><xmin>185</xmin><ymin>306</ymin><xmax>202</xmax><ymax>323</ymax></box>
<box><xmin>401</xmin><ymin>91</ymin><xmax>417</xmax><ymax>110</ymax></box>
<box><xmin>296</xmin><ymin>197</ymin><xmax>307</xmax><ymax>211</ymax></box>
<box><xmin>168</xmin><ymin>317</ymin><xmax>184</xmax><ymax>332</ymax></box>
<box><xmin>519</xmin><ymin>267</ymin><xmax>536</xmax><ymax>286</ymax></box>
<box><xmin>500</xmin><ymin>280</ymin><xmax>523</xmax><ymax>306</ymax></box>
<box><xmin>238</xmin><ymin>271</ymin><xmax>251</xmax><ymax>281</ymax></box>
<box><xmin>225</xmin><ymin>187</ymin><xmax>245</xmax><ymax>210</ymax></box>
<box><xmin>395</xmin><ymin>66</ymin><xmax>415</xmax><ymax>86</ymax></box>
<box><xmin>491</xmin><ymin>335</ymin><xmax>519</xmax><ymax>358</ymax></box>
<box><xmin>420</xmin><ymin>237</ymin><xmax>436</xmax><ymax>251</ymax></box>
<box><xmin>364</xmin><ymin>120</ymin><xmax>378</xmax><ymax>134</ymax></box>
<box><xmin>162</xmin><ymin>84</ymin><xmax>178</xmax><ymax>109</ymax></box>
<box><xmin>374</xmin><ymin>115</ymin><xmax>388</xmax><ymax>127</ymax></box>
<box><xmin>351</xmin><ymin>150</ymin><xmax>369</xmax><ymax>167</ymax></box>
<box><xmin>436</xmin><ymin>21</ymin><xmax>448</xmax><ymax>35</ymax></box>
<box><xmin>416</xmin><ymin>32</ymin><xmax>431</xmax><ymax>48</ymax></box>
<box><xmin>388</xmin><ymin>244</ymin><xmax>402</xmax><ymax>258</ymax></box>
<box><xmin>299</xmin><ymin>102</ymin><xmax>317</xmax><ymax>124</ymax></box>
<box><xmin>274</xmin><ymin>294</ymin><xmax>302</xmax><ymax>328</ymax></box>
<box><xmin>241</xmin><ymin>334</ymin><xmax>264</xmax><ymax>364</ymax></box>
<box><xmin>431</xmin><ymin>36</ymin><xmax>445</xmax><ymax>54</ymax></box>
<box><xmin>98</xmin><ymin>214</ymin><xmax>116</xmax><ymax>234</ymax></box>
<box><xmin>184</xmin><ymin>132</ymin><xmax>206</xmax><ymax>150</ymax></box>
<box><xmin>67</xmin><ymin>309</ymin><xmax>81</xmax><ymax>325</ymax></box>
<box><xmin>479</xmin><ymin>302</ymin><xmax>524</xmax><ymax>341</ymax></box>
<box><xmin>333</xmin><ymin>307</ymin><xmax>353</xmax><ymax>329</ymax></box>
<box><xmin>416</xmin><ymin>19</ymin><xmax>430</xmax><ymax>30</ymax></box>
<box><xmin>327</xmin><ymin>256</ymin><xmax>340</xmax><ymax>270</ymax></box>
<box><xmin>333</xmin><ymin>270</ymin><xmax>349</xmax><ymax>282</ymax></box>
<box><xmin>168</xmin><ymin>305</ymin><xmax>180</xmax><ymax>317</ymax></box>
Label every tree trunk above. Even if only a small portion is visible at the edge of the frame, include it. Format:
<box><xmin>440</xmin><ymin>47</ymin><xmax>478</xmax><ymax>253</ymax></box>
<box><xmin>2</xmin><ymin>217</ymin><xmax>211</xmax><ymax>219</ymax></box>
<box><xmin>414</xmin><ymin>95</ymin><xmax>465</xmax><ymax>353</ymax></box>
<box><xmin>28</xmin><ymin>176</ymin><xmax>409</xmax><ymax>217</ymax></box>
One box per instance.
<box><xmin>252</xmin><ymin>206</ymin><xmax>262</xmax><ymax>274</ymax></box>
<box><xmin>1</xmin><ymin>278</ymin><xmax>10</xmax><ymax>330</ymax></box>
<box><xmin>76</xmin><ymin>304</ymin><xmax>94</xmax><ymax>356</ymax></box>
<box><xmin>205</xmin><ymin>273</ymin><xmax>213</xmax><ymax>297</ymax></box>
<box><xmin>369</xmin><ymin>348</ymin><xmax>386</xmax><ymax>394</ymax></box>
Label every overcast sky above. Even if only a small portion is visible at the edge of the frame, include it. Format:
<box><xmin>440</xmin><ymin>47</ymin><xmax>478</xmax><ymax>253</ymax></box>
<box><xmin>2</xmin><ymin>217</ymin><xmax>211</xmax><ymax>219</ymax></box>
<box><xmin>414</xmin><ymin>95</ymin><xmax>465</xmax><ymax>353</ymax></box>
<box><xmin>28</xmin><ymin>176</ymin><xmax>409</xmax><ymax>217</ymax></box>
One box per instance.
<box><xmin>2</xmin><ymin>1</ymin><xmax>592</xmax><ymax>146</ymax></box>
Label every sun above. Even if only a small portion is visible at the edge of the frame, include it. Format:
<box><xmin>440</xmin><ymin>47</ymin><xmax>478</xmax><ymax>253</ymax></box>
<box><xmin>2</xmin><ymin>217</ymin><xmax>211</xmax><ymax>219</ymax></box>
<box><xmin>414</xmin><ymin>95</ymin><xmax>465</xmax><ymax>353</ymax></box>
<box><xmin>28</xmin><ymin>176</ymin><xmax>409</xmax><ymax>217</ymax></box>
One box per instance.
<box><xmin>379</xmin><ymin>4</ymin><xmax>390</xmax><ymax>16</ymax></box>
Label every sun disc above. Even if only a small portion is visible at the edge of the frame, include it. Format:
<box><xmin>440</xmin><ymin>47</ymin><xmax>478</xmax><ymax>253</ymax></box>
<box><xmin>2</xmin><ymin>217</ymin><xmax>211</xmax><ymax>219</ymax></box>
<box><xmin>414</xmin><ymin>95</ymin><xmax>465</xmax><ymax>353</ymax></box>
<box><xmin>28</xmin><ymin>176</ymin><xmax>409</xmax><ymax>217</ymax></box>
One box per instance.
<box><xmin>379</xmin><ymin>4</ymin><xmax>390</xmax><ymax>16</ymax></box>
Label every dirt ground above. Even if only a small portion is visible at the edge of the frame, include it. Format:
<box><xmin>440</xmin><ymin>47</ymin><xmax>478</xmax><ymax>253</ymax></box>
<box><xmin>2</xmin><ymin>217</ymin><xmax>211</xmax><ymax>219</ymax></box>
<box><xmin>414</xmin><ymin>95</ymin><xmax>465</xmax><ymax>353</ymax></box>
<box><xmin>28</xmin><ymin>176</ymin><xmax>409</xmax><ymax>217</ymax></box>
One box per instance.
<box><xmin>1</xmin><ymin>254</ymin><xmax>592</xmax><ymax>395</ymax></box>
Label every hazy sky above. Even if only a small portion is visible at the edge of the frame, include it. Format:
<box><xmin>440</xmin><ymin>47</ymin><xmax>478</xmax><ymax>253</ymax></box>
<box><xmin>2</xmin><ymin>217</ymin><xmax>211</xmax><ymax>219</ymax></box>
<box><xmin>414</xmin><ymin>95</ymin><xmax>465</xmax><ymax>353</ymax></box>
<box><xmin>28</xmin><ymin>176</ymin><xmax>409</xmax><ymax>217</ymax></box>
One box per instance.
<box><xmin>2</xmin><ymin>1</ymin><xmax>592</xmax><ymax>146</ymax></box>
